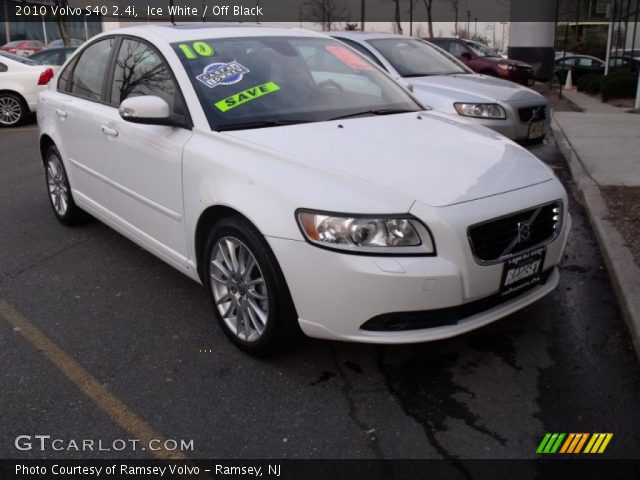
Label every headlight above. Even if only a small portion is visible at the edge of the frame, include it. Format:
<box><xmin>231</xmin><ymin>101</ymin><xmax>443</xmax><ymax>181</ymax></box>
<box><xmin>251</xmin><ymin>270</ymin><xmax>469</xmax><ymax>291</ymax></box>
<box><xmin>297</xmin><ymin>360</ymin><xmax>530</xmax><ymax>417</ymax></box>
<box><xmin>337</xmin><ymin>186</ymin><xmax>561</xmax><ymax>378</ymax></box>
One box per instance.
<box><xmin>296</xmin><ymin>210</ymin><xmax>435</xmax><ymax>255</ymax></box>
<box><xmin>454</xmin><ymin>103</ymin><xmax>507</xmax><ymax>119</ymax></box>
<box><xmin>497</xmin><ymin>63</ymin><xmax>516</xmax><ymax>70</ymax></box>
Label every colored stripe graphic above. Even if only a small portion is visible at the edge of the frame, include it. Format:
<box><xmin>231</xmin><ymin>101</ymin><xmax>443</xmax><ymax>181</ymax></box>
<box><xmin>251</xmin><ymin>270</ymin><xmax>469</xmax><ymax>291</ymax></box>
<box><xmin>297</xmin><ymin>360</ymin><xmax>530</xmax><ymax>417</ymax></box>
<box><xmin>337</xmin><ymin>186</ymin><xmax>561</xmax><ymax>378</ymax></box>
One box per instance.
<box><xmin>538</xmin><ymin>433</ymin><xmax>613</xmax><ymax>454</ymax></box>
<box><xmin>536</xmin><ymin>433</ymin><xmax>552</xmax><ymax>454</ymax></box>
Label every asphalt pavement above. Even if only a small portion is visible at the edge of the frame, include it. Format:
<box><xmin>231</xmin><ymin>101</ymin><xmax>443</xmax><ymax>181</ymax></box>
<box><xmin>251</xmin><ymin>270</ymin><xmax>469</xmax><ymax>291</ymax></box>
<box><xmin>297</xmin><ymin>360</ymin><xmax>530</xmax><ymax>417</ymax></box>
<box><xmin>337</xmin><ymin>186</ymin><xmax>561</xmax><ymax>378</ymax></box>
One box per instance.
<box><xmin>1</xmin><ymin>120</ymin><xmax>640</xmax><ymax>460</ymax></box>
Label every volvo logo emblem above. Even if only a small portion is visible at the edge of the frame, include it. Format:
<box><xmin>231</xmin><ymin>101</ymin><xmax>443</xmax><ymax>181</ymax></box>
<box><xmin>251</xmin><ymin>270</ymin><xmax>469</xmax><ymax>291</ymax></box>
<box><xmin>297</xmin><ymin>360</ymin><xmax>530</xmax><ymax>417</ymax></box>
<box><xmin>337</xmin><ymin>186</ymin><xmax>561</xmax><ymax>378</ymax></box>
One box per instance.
<box><xmin>517</xmin><ymin>221</ymin><xmax>532</xmax><ymax>243</ymax></box>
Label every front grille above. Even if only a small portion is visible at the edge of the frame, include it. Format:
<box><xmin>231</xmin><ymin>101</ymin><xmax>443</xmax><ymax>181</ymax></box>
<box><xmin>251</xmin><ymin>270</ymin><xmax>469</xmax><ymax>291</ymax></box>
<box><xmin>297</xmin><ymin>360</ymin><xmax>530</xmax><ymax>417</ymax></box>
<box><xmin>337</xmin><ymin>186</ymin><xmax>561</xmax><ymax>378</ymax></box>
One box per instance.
<box><xmin>361</xmin><ymin>269</ymin><xmax>554</xmax><ymax>331</ymax></box>
<box><xmin>518</xmin><ymin>105</ymin><xmax>548</xmax><ymax>123</ymax></box>
<box><xmin>468</xmin><ymin>202</ymin><xmax>562</xmax><ymax>263</ymax></box>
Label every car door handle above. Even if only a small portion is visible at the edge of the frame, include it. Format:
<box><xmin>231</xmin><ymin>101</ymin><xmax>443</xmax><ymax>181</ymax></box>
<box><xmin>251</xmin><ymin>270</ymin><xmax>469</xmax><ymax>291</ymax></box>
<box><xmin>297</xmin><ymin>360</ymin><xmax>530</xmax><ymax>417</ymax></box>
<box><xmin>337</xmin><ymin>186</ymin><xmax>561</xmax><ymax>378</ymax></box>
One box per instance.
<box><xmin>55</xmin><ymin>108</ymin><xmax>67</xmax><ymax>119</ymax></box>
<box><xmin>101</xmin><ymin>125</ymin><xmax>118</xmax><ymax>137</ymax></box>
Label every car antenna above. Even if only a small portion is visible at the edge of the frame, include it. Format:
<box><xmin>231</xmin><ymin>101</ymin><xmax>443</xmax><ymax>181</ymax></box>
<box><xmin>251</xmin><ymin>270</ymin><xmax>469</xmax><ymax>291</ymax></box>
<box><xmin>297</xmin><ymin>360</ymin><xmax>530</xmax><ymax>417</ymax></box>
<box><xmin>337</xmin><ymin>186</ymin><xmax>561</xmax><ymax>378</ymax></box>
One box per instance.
<box><xmin>169</xmin><ymin>0</ymin><xmax>176</xmax><ymax>25</ymax></box>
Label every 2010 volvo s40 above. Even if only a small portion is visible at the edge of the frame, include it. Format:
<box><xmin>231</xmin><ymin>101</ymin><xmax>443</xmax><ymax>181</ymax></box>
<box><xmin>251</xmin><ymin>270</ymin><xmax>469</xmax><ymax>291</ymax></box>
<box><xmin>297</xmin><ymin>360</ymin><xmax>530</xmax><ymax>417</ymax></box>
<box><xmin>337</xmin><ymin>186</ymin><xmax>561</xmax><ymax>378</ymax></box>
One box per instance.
<box><xmin>38</xmin><ymin>25</ymin><xmax>571</xmax><ymax>355</ymax></box>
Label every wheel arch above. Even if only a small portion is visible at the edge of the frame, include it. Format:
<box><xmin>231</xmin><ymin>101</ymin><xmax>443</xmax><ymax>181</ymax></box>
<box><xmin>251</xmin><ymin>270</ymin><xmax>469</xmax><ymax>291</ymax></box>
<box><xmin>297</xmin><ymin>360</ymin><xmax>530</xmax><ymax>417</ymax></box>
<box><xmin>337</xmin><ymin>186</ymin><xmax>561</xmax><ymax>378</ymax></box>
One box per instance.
<box><xmin>194</xmin><ymin>205</ymin><xmax>260</xmax><ymax>283</ymax></box>
<box><xmin>0</xmin><ymin>89</ymin><xmax>27</xmax><ymax>104</ymax></box>
<box><xmin>39</xmin><ymin>134</ymin><xmax>55</xmax><ymax>165</ymax></box>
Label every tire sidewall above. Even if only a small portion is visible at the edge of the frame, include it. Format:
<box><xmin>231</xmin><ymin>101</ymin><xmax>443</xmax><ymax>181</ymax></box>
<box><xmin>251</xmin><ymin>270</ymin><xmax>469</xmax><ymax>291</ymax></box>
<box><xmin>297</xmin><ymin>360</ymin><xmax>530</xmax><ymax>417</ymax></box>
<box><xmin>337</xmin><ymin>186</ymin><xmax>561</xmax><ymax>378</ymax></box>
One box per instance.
<box><xmin>45</xmin><ymin>146</ymin><xmax>77</xmax><ymax>224</ymax></box>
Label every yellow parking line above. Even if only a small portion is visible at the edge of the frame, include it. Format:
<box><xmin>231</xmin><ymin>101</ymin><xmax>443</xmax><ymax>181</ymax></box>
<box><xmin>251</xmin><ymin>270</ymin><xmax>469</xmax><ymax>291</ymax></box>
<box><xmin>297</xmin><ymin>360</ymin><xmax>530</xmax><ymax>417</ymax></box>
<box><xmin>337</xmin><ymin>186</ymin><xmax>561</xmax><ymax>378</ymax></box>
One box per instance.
<box><xmin>0</xmin><ymin>299</ymin><xmax>186</xmax><ymax>461</ymax></box>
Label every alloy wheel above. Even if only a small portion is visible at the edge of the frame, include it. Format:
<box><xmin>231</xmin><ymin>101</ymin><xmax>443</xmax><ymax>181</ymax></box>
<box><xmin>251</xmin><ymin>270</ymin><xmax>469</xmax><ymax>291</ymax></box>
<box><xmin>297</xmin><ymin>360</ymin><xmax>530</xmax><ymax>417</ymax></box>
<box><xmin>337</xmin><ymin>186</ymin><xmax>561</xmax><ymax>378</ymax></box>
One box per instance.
<box><xmin>209</xmin><ymin>236</ymin><xmax>269</xmax><ymax>343</ymax></box>
<box><xmin>0</xmin><ymin>95</ymin><xmax>22</xmax><ymax>126</ymax></box>
<box><xmin>46</xmin><ymin>155</ymin><xmax>69</xmax><ymax>217</ymax></box>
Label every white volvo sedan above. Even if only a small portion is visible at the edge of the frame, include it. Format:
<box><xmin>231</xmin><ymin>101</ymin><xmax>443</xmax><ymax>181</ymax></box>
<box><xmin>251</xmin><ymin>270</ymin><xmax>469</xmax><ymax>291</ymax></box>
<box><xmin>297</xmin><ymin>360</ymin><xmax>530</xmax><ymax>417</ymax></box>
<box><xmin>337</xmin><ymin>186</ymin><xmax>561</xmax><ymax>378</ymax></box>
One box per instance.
<box><xmin>1</xmin><ymin>51</ymin><xmax>54</xmax><ymax>127</ymax></box>
<box><xmin>38</xmin><ymin>25</ymin><xmax>571</xmax><ymax>355</ymax></box>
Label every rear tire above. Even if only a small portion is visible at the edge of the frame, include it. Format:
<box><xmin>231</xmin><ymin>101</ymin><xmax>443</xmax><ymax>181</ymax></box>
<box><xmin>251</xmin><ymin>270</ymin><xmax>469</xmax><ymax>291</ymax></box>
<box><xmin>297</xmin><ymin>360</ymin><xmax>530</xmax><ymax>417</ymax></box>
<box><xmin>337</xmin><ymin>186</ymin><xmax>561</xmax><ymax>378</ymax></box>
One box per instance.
<box><xmin>0</xmin><ymin>92</ymin><xmax>27</xmax><ymax>127</ymax></box>
<box><xmin>45</xmin><ymin>145</ymin><xmax>88</xmax><ymax>226</ymax></box>
<box><xmin>204</xmin><ymin>216</ymin><xmax>301</xmax><ymax>356</ymax></box>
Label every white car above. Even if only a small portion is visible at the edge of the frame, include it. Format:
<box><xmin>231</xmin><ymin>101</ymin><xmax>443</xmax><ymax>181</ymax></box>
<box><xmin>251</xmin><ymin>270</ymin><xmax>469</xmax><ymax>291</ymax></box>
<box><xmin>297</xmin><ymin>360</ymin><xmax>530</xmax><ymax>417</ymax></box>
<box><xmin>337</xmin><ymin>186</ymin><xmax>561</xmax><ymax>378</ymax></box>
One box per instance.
<box><xmin>38</xmin><ymin>25</ymin><xmax>571</xmax><ymax>355</ymax></box>
<box><xmin>0</xmin><ymin>51</ymin><xmax>54</xmax><ymax>127</ymax></box>
<box><xmin>330</xmin><ymin>32</ymin><xmax>551</xmax><ymax>142</ymax></box>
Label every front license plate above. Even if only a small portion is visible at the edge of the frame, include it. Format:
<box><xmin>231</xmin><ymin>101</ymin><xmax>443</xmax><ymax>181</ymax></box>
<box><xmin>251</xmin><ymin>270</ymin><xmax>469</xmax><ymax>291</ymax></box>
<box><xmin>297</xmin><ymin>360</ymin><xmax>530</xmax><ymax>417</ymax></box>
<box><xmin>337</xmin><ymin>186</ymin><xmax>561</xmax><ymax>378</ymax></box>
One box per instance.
<box><xmin>529</xmin><ymin>121</ymin><xmax>544</xmax><ymax>139</ymax></box>
<box><xmin>499</xmin><ymin>246</ymin><xmax>546</xmax><ymax>297</ymax></box>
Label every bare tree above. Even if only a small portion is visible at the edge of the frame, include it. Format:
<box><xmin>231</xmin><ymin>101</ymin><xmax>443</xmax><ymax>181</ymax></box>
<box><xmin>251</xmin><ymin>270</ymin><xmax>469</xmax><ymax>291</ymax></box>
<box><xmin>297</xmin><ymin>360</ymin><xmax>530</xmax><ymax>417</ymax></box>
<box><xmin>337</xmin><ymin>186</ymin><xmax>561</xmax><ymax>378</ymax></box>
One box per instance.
<box><xmin>393</xmin><ymin>0</ymin><xmax>403</xmax><ymax>34</ymax></box>
<box><xmin>447</xmin><ymin>0</ymin><xmax>460</xmax><ymax>35</ymax></box>
<box><xmin>421</xmin><ymin>0</ymin><xmax>434</xmax><ymax>38</ymax></box>
<box><xmin>53</xmin><ymin>0</ymin><xmax>70</xmax><ymax>46</ymax></box>
<box><xmin>113</xmin><ymin>42</ymin><xmax>174</xmax><ymax>104</ymax></box>
<box><xmin>304</xmin><ymin>0</ymin><xmax>349</xmax><ymax>31</ymax></box>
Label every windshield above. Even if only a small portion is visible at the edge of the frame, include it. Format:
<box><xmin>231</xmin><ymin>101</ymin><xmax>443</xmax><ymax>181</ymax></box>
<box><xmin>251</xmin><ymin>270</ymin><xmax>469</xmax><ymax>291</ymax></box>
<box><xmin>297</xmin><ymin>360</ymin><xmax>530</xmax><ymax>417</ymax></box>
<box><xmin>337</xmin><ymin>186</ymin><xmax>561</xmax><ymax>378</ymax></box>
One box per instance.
<box><xmin>0</xmin><ymin>51</ymin><xmax>39</xmax><ymax>65</ymax></box>
<box><xmin>466</xmin><ymin>41</ymin><xmax>501</xmax><ymax>58</ymax></box>
<box><xmin>174</xmin><ymin>36</ymin><xmax>421</xmax><ymax>130</ymax></box>
<box><xmin>367</xmin><ymin>38</ymin><xmax>468</xmax><ymax>77</ymax></box>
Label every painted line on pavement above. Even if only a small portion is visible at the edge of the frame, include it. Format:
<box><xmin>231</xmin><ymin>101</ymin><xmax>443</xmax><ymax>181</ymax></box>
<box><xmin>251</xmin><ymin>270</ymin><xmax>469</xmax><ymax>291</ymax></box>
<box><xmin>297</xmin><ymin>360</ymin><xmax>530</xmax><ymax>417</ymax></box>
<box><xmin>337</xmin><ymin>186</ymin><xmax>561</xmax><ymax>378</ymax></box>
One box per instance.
<box><xmin>0</xmin><ymin>299</ymin><xmax>186</xmax><ymax>461</ymax></box>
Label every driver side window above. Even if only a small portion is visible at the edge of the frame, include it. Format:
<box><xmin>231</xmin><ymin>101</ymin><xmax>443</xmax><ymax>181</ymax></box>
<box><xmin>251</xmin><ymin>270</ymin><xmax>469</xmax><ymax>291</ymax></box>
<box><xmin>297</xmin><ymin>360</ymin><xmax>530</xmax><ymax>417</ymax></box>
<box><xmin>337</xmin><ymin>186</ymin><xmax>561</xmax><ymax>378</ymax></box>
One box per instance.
<box><xmin>110</xmin><ymin>38</ymin><xmax>183</xmax><ymax>116</ymax></box>
<box><xmin>449</xmin><ymin>41</ymin><xmax>468</xmax><ymax>57</ymax></box>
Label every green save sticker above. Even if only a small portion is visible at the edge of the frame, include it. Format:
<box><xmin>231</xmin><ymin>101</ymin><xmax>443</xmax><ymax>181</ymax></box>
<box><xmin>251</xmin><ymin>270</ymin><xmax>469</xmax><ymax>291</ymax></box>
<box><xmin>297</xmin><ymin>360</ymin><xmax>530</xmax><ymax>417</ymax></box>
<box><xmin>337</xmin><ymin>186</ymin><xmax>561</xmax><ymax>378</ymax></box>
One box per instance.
<box><xmin>215</xmin><ymin>82</ymin><xmax>280</xmax><ymax>112</ymax></box>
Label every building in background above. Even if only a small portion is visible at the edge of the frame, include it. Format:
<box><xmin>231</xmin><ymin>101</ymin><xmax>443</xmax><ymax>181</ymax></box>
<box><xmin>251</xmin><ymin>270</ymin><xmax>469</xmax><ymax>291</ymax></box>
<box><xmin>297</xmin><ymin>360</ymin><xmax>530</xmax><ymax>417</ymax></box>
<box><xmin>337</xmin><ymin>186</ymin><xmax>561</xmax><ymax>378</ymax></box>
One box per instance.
<box><xmin>0</xmin><ymin>0</ymin><xmax>102</xmax><ymax>45</ymax></box>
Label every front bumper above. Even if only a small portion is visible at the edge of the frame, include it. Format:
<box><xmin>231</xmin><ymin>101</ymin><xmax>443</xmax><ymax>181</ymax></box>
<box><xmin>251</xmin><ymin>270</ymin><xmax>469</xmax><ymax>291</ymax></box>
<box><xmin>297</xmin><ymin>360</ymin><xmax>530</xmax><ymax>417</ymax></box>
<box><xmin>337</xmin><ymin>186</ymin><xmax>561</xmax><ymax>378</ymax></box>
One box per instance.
<box><xmin>268</xmin><ymin>181</ymin><xmax>571</xmax><ymax>344</ymax></box>
<box><xmin>456</xmin><ymin>102</ymin><xmax>551</xmax><ymax>141</ymax></box>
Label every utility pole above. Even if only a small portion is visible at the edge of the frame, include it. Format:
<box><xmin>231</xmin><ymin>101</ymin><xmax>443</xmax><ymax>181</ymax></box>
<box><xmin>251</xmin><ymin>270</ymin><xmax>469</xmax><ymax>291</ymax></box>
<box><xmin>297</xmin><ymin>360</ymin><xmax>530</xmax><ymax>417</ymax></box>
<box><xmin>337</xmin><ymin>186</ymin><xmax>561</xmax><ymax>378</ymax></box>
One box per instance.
<box><xmin>467</xmin><ymin>10</ymin><xmax>470</xmax><ymax>36</ymax></box>
<box><xmin>360</xmin><ymin>0</ymin><xmax>365</xmax><ymax>31</ymax></box>
<box><xmin>474</xmin><ymin>17</ymin><xmax>477</xmax><ymax>37</ymax></box>
<box><xmin>410</xmin><ymin>0</ymin><xmax>413</xmax><ymax>36</ymax></box>
<box><xmin>492</xmin><ymin>22</ymin><xmax>496</xmax><ymax>48</ymax></box>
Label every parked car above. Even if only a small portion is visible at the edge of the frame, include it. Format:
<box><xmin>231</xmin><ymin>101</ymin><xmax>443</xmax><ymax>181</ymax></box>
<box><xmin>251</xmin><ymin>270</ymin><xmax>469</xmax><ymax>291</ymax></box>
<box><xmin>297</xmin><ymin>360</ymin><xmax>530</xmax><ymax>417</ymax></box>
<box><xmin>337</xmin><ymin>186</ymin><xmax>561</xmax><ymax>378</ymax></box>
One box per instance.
<box><xmin>0</xmin><ymin>52</ymin><xmax>54</xmax><ymax>126</ymax></box>
<box><xmin>46</xmin><ymin>38</ymin><xmax>85</xmax><ymax>48</ymax></box>
<box><xmin>29</xmin><ymin>47</ymin><xmax>77</xmax><ymax>66</ymax></box>
<box><xmin>331</xmin><ymin>32</ymin><xmax>550</xmax><ymax>142</ymax></box>
<box><xmin>38</xmin><ymin>25</ymin><xmax>570</xmax><ymax>355</ymax></box>
<box><xmin>609</xmin><ymin>50</ymin><xmax>640</xmax><ymax>72</ymax></box>
<box><xmin>429</xmin><ymin>37</ymin><xmax>535</xmax><ymax>85</ymax></box>
<box><xmin>554</xmin><ymin>54</ymin><xmax>604</xmax><ymax>83</ymax></box>
<box><xmin>0</xmin><ymin>40</ymin><xmax>46</xmax><ymax>56</ymax></box>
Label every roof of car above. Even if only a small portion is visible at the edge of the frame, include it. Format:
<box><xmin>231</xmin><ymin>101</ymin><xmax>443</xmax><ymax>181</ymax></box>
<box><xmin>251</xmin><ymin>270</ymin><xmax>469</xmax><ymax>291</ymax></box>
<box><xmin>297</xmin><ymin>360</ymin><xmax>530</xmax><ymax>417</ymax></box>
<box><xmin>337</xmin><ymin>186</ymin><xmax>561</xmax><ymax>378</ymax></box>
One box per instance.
<box><xmin>100</xmin><ymin>23</ymin><xmax>325</xmax><ymax>43</ymax></box>
<box><xmin>329</xmin><ymin>31</ymin><xmax>408</xmax><ymax>41</ymax></box>
<box><xmin>556</xmin><ymin>54</ymin><xmax>604</xmax><ymax>61</ymax></box>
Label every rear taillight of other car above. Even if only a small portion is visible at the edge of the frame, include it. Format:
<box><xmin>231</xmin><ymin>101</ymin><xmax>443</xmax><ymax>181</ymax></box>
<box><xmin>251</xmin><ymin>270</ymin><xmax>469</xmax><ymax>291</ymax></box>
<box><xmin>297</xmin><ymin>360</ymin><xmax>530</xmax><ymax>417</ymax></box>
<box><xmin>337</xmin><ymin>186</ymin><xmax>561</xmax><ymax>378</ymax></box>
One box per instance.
<box><xmin>38</xmin><ymin>68</ymin><xmax>54</xmax><ymax>85</ymax></box>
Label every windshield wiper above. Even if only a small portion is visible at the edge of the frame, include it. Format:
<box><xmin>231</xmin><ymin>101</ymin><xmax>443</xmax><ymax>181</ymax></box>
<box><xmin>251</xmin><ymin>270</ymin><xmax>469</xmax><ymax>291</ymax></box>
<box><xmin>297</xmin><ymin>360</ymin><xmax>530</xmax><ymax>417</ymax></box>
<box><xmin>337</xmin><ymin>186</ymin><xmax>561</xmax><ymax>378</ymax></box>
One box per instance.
<box><xmin>327</xmin><ymin>108</ymin><xmax>417</xmax><ymax>121</ymax></box>
<box><xmin>216</xmin><ymin>119</ymin><xmax>310</xmax><ymax>131</ymax></box>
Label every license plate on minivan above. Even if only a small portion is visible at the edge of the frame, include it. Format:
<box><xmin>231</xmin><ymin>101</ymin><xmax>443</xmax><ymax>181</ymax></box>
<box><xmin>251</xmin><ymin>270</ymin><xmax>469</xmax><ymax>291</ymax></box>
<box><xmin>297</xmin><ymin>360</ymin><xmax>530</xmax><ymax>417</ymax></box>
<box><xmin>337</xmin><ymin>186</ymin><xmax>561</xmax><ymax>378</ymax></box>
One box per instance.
<box><xmin>500</xmin><ymin>246</ymin><xmax>546</xmax><ymax>297</ymax></box>
<box><xmin>529</xmin><ymin>121</ymin><xmax>544</xmax><ymax>139</ymax></box>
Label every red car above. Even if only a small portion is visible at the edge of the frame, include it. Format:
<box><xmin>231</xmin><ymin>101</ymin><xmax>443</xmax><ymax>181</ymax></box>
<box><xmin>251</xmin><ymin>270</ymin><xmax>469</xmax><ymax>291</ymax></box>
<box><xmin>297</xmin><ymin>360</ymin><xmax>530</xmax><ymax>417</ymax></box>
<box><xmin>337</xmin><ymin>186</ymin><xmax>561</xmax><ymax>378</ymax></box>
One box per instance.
<box><xmin>0</xmin><ymin>40</ymin><xmax>46</xmax><ymax>57</ymax></box>
<box><xmin>429</xmin><ymin>37</ymin><xmax>534</xmax><ymax>85</ymax></box>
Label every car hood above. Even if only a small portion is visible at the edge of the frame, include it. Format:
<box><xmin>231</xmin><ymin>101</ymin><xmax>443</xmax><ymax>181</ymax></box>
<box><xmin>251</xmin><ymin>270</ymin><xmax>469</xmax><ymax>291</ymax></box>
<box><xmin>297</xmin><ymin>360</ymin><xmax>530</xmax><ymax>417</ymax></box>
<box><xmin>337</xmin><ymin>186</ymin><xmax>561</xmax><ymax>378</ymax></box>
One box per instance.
<box><xmin>222</xmin><ymin>112</ymin><xmax>552</xmax><ymax>208</ymax></box>
<box><xmin>408</xmin><ymin>73</ymin><xmax>543</xmax><ymax>103</ymax></box>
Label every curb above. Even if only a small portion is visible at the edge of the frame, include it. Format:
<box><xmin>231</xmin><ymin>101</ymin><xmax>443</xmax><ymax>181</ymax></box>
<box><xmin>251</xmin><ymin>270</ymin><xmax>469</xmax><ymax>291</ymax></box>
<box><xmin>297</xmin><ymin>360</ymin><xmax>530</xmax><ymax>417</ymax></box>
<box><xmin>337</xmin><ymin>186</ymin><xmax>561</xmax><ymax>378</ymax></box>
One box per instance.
<box><xmin>551</xmin><ymin>117</ymin><xmax>640</xmax><ymax>361</ymax></box>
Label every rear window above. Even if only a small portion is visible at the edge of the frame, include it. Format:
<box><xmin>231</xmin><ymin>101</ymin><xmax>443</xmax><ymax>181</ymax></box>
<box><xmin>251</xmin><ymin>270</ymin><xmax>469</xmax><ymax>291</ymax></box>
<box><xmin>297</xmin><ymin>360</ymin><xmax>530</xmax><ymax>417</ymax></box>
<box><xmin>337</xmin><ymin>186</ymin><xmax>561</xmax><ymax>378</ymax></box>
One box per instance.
<box><xmin>0</xmin><ymin>51</ymin><xmax>39</xmax><ymax>65</ymax></box>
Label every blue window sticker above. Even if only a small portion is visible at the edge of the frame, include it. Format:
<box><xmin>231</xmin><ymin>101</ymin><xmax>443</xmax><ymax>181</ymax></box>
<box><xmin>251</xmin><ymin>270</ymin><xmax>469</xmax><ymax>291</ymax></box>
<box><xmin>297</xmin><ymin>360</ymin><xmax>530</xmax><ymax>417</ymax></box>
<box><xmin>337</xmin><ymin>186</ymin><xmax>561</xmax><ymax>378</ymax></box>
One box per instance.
<box><xmin>196</xmin><ymin>61</ymin><xmax>250</xmax><ymax>88</ymax></box>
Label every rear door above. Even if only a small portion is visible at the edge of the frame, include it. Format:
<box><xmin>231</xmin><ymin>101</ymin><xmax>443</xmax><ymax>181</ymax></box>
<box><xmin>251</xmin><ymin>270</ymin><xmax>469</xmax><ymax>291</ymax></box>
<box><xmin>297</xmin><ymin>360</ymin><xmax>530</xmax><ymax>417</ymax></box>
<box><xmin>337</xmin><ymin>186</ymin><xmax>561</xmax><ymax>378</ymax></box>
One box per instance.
<box><xmin>51</xmin><ymin>37</ymin><xmax>117</xmax><ymax>210</ymax></box>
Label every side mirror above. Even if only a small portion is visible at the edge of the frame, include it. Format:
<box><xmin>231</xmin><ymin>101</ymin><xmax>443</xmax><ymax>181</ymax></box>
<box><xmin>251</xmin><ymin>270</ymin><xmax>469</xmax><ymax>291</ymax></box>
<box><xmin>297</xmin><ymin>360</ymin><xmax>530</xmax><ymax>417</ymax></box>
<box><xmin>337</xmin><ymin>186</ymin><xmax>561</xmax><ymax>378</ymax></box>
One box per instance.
<box><xmin>460</xmin><ymin>51</ymin><xmax>472</xmax><ymax>61</ymax></box>
<box><xmin>119</xmin><ymin>95</ymin><xmax>185</xmax><ymax>127</ymax></box>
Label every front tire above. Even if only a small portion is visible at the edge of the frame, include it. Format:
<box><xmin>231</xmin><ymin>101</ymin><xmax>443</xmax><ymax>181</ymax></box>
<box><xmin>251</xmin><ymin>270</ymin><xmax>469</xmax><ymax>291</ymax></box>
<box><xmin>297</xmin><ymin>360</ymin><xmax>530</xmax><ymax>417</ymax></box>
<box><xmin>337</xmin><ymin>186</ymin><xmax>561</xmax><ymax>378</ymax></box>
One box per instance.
<box><xmin>204</xmin><ymin>216</ymin><xmax>301</xmax><ymax>356</ymax></box>
<box><xmin>45</xmin><ymin>146</ymin><xmax>87</xmax><ymax>225</ymax></box>
<box><xmin>0</xmin><ymin>92</ymin><xmax>27</xmax><ymax>127</ymax></box>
